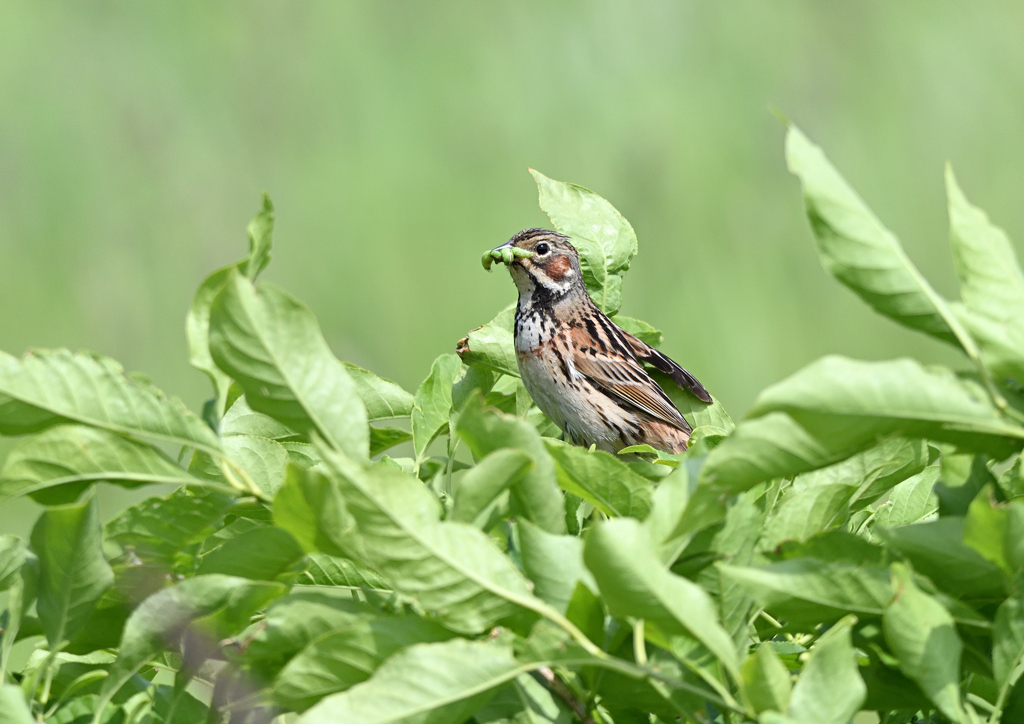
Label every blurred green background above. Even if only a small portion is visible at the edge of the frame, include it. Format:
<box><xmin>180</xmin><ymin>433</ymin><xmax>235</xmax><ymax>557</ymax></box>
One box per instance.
<box><xmin>2</xmin><ymin>3</ymin><xmax>1023</xmax><ymax>526</ymax></box>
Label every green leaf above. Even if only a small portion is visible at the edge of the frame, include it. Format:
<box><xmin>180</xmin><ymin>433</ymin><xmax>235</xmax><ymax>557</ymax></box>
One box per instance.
<box><xmin>273</xmin><ymin>463</ymin><xmax>350</xmax><ymax>556</ymax></box>
<box><xmin>785</xmin><ymin>124</ymin><xmax>959</xmax><ymax>346</ymax></box>
<box><xmin>794</xmin><ymin>437</ymin><xmax>929</xmax><ymax>508</ymax></box>
<box><xmin>0</xmin><ymin>424</ymin><xmax>202</xmax><ymax>504</ymax></box>
<box><xmin>223</xmin><ymin>433</ymin><xmax>290</xmax><ymax>496</ymax></box>
<box><xmin>0</xmin><ymin>685</ymin><xmax>34</xmax><ymax>724</ymax></box>
<box><xmin>456</xmin><ymin>323</ymin><xmax>519</xmax><ymax>378</ymax></box>
<box><xmin>94</xmin><ymin>575</ymin><xmax>286</xmax><ymax>723</ymax></box>
<box><xmin>244</xmin><ymin>193</ymin><xmax>274</xmax><ymax>280</ymax></box>
<box><xmin>517</xmin><ymin>519</ymin><xmax>597</xmax><ymax>614</ymax></box>
<box><xmin>748</xmin><ymin>355</ymin><xmax>1024</xmax><ymax>451</ymax></box>
<box><xmin>370</xmin><ymin>426</ymin><xmax>413</xmax><ymax>457</ymax></box>
<box><xmin>273</xmin><ymin>616</ymin><xmax>456</xmax><ymax>711</ymax></box>
<box><xmin>209</xmin><ymin>269</ymin><xmax>369</xmax><ymax>459</ymax></box>
<box><xmin>456</xmin><ymin>396</ymin><xmax>565</xmax><ymax>534</ymax></box>
<box><xmin>719</xmin><ymin>559</ymin><xmax>891</xmax><ymax>629</ymax></box>
<box><xmin>245</xmin><ymin>588</ymin><xmax>373</xmax><ymax>678</ymax></box>
<box><xmin>584</xmin><ymin>517</ymin><xmax>739</xmax><ymax>679</ymax></box>
<box><xmin>344</xmin><ymin>363</ymin><xmax>415</xmax><ymax>421</ymax></box>
<box><xmin>786</xmin><ymin>616</ymin><xmax>865</xmax><ymax>724</ymax></box>
<box><xmin>883</xmin><ymin>563</ymin><xmax>966</xmax><ymax>723</ymax></box>
<box><xmin>299</xmin><ymin>552</ymin><xmax>389</xmax><ymax>590</ymax></box>
<box><xmin>872</xmin><ymin>466</ymin><xmax>940</xmax><ymax>528</ymax></box>
<box><xmin>875</xmin><ymin>517</ymin><xmax>1007</xmax><ymax>602</ymax></box>
<box><xmin>0</xmin><ymin>349</ymin><xmax>221</xmax><ymax>454</ymax></box>
<box><xmin>760</xmin><ymin>483</ymin><xmax>856</xmax><ymax>550</ymax></box>
<box><xmin>531</xmin><ymin>169</ymin><xmax>637</xmax><ymax>315</ymax></box>
<box><xmin>30</xmin><ymin>491</ymin><xmax>114</xmax><ymax>647</ymax></box>
<box><xmin>196</xmin><ymin>525</ymin><xmax>305</xmax><ymax>581</ymax></box>
<box><xmin>994</xmin><ymin>593</ymin><xmax>1024</xmax><ymax>693</ymax></box>
<box><xmin>451</xmin><ymin>449</ymin><xmax>532</xmax><ymax>526</ymax></box>
<box><xmin>313</xmin><ymin>444</ymin><xmax>545</xmax><ymax>634</ymax></box>
<box><xmin>962</xmin><ymin>484</ymin><xmax>1012</xmax><ymax>574</ymax></box>
<box><xmin>0</xmin><ymin>536</ymin><xmax>26</xmax><ymax>593</ymax></box>
<box><xmin>740</xmin><ymin>644</ymin><xmax>791</xmax><ymax>715</ymax></box>
<box><xmin>705</xmin><ymin>356</ymin><xmax>1024</xmax><ymax>491</ymax></box>
<box><xmin>412</xmin><ymin>354</ymin><xmax>462</xmax><ymax>457</ymax></box>
<box><xmin>544</xmin><ymin>440</ymin><xmax>653</xmax><ymax>519</ymax></box>
<box><xmin>649</xmin><ymin>370</ymin><xmax>734</xmax><ymax>433</ymax></box>
<box><xmin>220</xmin><ymin>396</ymin><xmax>295</xmax><ymax>439</ymax></box>
<box><xmin>186</xmin><ymin>266</ymin><xmax>236</xmax><ymax>416</ymax></box>
<box><xmin>297</xmin><ymin>639</ymin><xmax>523</xmax><ymax>724</ymax></box>
<box><xmin>947</xmin><ymin>167</ymin><xmax>1024</xmax><ymax>385</ymax></box>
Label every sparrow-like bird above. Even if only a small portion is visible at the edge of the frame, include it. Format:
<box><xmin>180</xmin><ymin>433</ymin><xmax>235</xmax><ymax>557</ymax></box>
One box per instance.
<box><xmin>486</xmin><ymin>228</ymin><xmax>711</xmax><ymax>453</ymax></box>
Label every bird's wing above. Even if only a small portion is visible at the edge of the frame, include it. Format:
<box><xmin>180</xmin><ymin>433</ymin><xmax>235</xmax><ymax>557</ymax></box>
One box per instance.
<box><xmin>618</xmin><ymin>328</ymin><xmax>713</xmax><ymax>403</ymax></box>
<box><xmin>568</xmin><ymin>321</ymin><xmax>691</xmax><ymax>433</ymax></box>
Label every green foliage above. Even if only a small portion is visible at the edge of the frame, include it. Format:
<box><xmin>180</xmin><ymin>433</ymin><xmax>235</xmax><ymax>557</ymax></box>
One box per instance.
<box><xmin>3</xmin><ymin>130</ymin><xmax>1024</xmax><ymax>724</ymax></box>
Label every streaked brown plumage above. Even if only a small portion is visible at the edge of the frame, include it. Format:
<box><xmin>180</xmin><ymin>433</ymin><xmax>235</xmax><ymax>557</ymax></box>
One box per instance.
<box><xmin>491</xmin><ymin>228</ymin><xmax>711</xmax><ymax>453</ymax></box>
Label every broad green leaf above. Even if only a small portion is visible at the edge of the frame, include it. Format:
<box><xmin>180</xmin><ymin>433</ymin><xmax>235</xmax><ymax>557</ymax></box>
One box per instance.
<box><xmin>314</xmin><ymin>444</ymin><xmax>545</xmax><ymax>634</ymax></box>
<box><xmin>785</xmin><ymin>124</ymin><xmax>959</xmax><ymax>345</ymax></box>
<box><xmin>786</xmin><ymin>616</ymin><xmax>865</xmax><ymax>724</ymax></box>
<box><xmin>300</xmin><ymin>552</ymin><xmax>389</xmax><ymax>590</ymax></box>
<box><xmin>748</xmin><ymin>355</ymin><xmax>1024</xmax><ymax>451</ymax></box>
<box><xmin>196</xmin><ymin>525</ymin><xmax>305</xmax><ymax>581</ymax></box>
<box><xmin>0</xmin><ymin>349</ymin><xmax>221</xmax><ymax>454</ymax></box>
<box><xmin>223</xmin><ymin>433</ymin><xmax>290</xmax><ymax>496</ymax></box>
<box><xmin>209</xmin><ymin>270</ymin><xmax>369</xmax><ymax>459</ymax></box>
<box><xmin>875</xmin><ymin>517</ymin><xmax>1007</xmax><ymax>602</ymax></box>
<box><xmin>344</xmin><ymin>363</ymin><xmax>415</xmax><ymax>421</ymax></box>
<box><xmin>220</xmin><ymin>396</ymin><xmax>295</xmax><ymax>439</ymax></box>
<box><xmin>473</xmin><ymin>675</ymin><xmax>572</xmax><ymax>724</ymax></box>
<box><xmin>760</xmin><ymin>483</ymin><xmax>856</xmax><ymax>550</ymax></box>
<box><xmin>584</xmin><ymin>517</ymin><xmax>739</xmax><ymax>678</ymax></box>
<box><xmin>793</xmin><ymin>437</ymin><xmax>928</xmax><ymax>508</ymax></box>
<box><xmin>719</xmin><ymin>559</ymin><xmax>891</xmax><ymax>628</ymax></box>
<box><xmin>451</xmin><ymin>449</ymin><xmax>532</xmax><ymax>526</ymax></box>
<box><xmin>273</xmin><ymin>616</ymin><xmax>456</xmax><ymax>711</ymax></box>
<box><xmin>370</xmin><ymin>427</ymin><xmax>413</xmax><ymax>457</ymax></box>
<box><xmin>611</xmin><ymin>315</ymin><xmax>663</xmax><ymax>347</ymax></box>
<box><xmin>995</xmin><ymin>593</ymin><xmax>1024</xmax><ymax>701</ymax></box>
<box><xmin>962</xmin><ymin>484</ymin><xmax>1012</xmax><ymax>574</ymax></box>
<box><xmin>456</xmin><ymin>323</ymin><xmax>518</xmax><ymax>378</ymax></box>
<box><xmin>0</xmin><ymin>536</ymin><xmax>26</xmax><ymax>591</ymax></box>
<box><xmin>740</xmin><ymin>644</ymin><xmax>791</xmax><ymax>715</ymax></box>
<box><xmin>517</xmin><ymin>519</ymin><xmax>597</xmax><ymax>614</ymax></box>
<box><xmin>643</xmin><ymin>465</ymin><xmax>730</xmax><ymax>566</ymax></box>
<box><xmin>531</xmin><ymin>169</ymin><xmax>637</xmax><ymax>315</ymax></box>
<box><xmin>883</xmin><ymin>563</ymin><xmax>966</xmax><ymax>723</ymax></box>
<box><xmin>0</xmin><ymin>685</ymin><xmax>33</xmax><ymax>724</ymax></box>
<box><xmin>713</xmin><ymin>493</ymin><xmax>765</xmax><ymax>642</ymax></box>
<box><xmin>412</xmin><ymin>354</ymin><xmax>462</xmax><ymax>457</ymax></box>
<box><xmin>947</xmin><ymin>167</ymin><xmax>1024</xmax><ymax>384</ymax></box>
<box><xmin>94</xmin><ymin>575</ymin><xmax>286</xmax><ymax>723</ymax></box>
<box><xmin>0</xmin><ymin>424</ymin><xmax>201</xmax><ymax>504</ymax></box>
<box><xmin>297</xmin><ymin>639</ymin><xmax>523</xmax><ymax>724</ymax></box>
<box><xmin>545</xmin><ymin>440</ymin><xmax>653</xmax><ymax>519</ymax></box>
<box><xmin>0</xmin><ymin>554</ymin><xmax>36</xmax><ymax>682</ymax></box>
<box><xmin>456</xmin><ymin>396</ymin><xmax>565</xmax><ymax>534</ymax></box>
<box><xmin>243</xmin><ymin>193</ymin><xmax>274</xmax><ymax>280</ymax></box>
<box><xmin>872</xmin><ymin>466</ymin><xmax>940</xmax><ymax>528</ymax></box>
<box><xmin>31</xmin><ymin>492</ymin><xmax>114</xmax><ymax>647</ymax></box>
<box><xmin>273</xmin><ymin>463</ymin><xmax>350</xmax><ymax>556</ymax></box>
<box><xmin>245</xmin><ymin>588</ymin><xmax>372</xmax><ymax>678</ymax></box>
<box><xmin>186</xmin><ymin>266</ymin><xmax>236</xmax><ymax>416</ymax></box>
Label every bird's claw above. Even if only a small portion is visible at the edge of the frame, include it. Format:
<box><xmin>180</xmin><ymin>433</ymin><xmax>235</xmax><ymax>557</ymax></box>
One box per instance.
<box><xmin>481</xmin><ymin>247</ymin><xmax>534</xmax><ymax>272</ymax></box>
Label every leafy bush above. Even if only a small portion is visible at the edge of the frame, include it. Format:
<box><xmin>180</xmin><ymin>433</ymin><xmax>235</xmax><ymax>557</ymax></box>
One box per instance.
<box><xmin>2</xmin><ymin>124</ymin><xmax>1024</xmax><ymax>724</ymax></box>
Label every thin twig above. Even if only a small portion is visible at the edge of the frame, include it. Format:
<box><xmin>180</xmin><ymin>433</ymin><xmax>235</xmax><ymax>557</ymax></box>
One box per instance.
<box><xmin>534</xmin><ymin>668</ymin><xmax>596</xmax><ymax>724</ymax></box>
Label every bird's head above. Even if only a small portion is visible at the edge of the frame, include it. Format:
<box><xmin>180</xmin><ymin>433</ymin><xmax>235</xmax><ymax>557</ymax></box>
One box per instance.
<box><xmin>483</xmin><ymin>228</ymin><xmax>583</xmax><ymax>300</ymax></box>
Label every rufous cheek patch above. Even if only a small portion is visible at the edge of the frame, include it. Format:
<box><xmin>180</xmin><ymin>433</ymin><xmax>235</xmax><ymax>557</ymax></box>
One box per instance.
<box><xmin>547</xmin><ymin>256</ymin><xmax>572</xmax><ymax>280</ymax></box>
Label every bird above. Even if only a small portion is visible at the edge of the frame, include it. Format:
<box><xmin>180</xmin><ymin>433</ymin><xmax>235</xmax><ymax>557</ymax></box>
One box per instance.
<box><xmin>485</xmin><ymin>228</ymin><xmax>712</xmax><ymax>453</ymax></box>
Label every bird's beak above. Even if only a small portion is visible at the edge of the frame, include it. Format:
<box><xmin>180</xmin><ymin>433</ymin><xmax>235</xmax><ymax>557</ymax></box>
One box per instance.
<box><xmin>481</xmin><ymin>242</ymin><xmax>533</xmax><ymax>271</ymax></box>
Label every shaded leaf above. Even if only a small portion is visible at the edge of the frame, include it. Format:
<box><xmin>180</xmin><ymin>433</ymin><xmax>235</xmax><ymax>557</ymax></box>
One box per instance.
<box><xmin>872</xmin><ymin>466</ymin><xmax>940</xmax><ymax>528</ymax></box>
<box><xmin>31</xmin><ymin>492</ymin><xmax>114</xmax><ymax>647</ymax></box>
<box><xmin>299</xmin><ymin>552</ymin><xmax>389</xmax><ymax>590</ymax></box>
<box><xmin>760</xmin><ymin>483</ymin><xmax>855</xmax><ymax>550</ymax></box>
<box><xmin>883</xmin><ymin>563</ymin><xmax>966</xmax><ymax>723</ymax></box>
<box><xmin>451</xmin><ymin>449</ymin><xmax>532</xmax><ymax>526</ymax></box>
<box><xmin>518</xmin><ymin>519</ymin><xmax>597</xmax><ymax>614</ymax></box>
<box><xmin>344</xmin><ymin>363</ymin><xmax>415</xmax><ymax>421</ymax></box>
<box><xmin>197</xmin><ymin>525</ymin><xmax>305</xmax><ymax>581</ymax></box>
<box><xmin>740</xmin><ymin>644</ymin><xmax>791</xmax><ymax>715</ymax></box>
<box><xmin>370</xmin><ymin>427</ymin><xmax>413</xmax><ymax>457</ymax></box>
<box><xmin>786</xmin><ymin>616</ymin><xmax>865</xmax><ymax>724</ymax></box>
<box><xmin>0</xmin><ymin>535</ymin><xmax>25</xmax><ymax>592</ymax></box>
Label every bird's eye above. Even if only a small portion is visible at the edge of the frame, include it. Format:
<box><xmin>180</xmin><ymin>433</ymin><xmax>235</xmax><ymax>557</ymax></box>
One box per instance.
<box><xmin>536</xmin><ymin>242</ymin><xmax>550</xmax><ymax>255</ymax></box>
